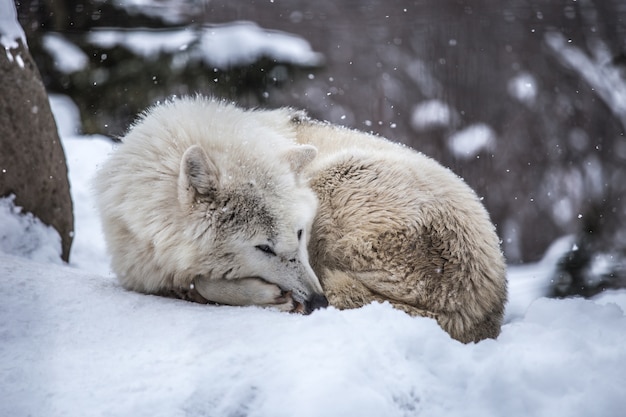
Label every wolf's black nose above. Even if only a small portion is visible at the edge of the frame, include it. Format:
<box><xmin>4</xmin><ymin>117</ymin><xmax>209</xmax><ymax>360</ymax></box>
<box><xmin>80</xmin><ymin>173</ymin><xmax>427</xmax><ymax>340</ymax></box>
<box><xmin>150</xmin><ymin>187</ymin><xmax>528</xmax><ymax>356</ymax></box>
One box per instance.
<box><xmin>305</xmin><ymin>293</ymin><xmax>329</xmax><ymax>314</ymax></box>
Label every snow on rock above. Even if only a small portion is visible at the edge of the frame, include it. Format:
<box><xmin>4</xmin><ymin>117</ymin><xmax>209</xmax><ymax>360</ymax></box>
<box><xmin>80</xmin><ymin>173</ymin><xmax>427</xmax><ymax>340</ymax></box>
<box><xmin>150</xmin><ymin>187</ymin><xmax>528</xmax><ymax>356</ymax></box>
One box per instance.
<box><xmin>86</xmin><ymin>22</ymin><xmax>324</xmax><ymax>69</ymax></box>
<box><xmin>42</xmin><ymin>33</ymin><xmax>89</xmax><ymax>74</ymax></box>
<box><xmin>410</xmin><ymin>99</ymin><xmax>458</xmax><ymax>131</ymax></box>
<box><xmin>1</xmin><ymin>252</ymin><xmax>625</xmax><ymax>417</ymax></box>
<box><xmin>0</xmin><ymin>0</ymin><xmax>26</xmax><ymax>50</ymax></box>
<box><xmin>0</xmin><ymin>195</ymin><xmax>63</xmax><ymax>264</ymax></box>
<box><xmin>447</xmin><ymin>123</ymin><xmax>496</xmax><ymax>159</ymax></box>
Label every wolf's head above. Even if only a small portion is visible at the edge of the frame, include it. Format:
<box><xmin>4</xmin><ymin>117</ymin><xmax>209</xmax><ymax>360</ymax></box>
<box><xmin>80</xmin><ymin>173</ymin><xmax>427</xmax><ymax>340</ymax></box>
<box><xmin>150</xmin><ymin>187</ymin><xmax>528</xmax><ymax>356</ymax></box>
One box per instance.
<box><xmin>177</xmin><ymin>143</ymin><xmax>327</xmax><ymax>313</ymax></box>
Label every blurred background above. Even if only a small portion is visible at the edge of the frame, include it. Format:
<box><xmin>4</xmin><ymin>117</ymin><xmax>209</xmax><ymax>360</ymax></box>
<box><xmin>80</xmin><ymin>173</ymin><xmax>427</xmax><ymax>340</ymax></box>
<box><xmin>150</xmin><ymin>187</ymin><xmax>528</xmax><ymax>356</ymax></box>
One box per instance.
<box><xmin>15</xmin><ymin>0</ymin><xmax>626</xmax><ymax>296</ymax></box>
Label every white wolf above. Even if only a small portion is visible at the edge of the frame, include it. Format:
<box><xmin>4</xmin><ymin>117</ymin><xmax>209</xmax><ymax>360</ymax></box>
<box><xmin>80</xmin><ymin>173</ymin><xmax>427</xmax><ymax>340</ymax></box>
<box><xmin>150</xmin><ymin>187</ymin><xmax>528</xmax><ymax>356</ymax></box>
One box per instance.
<box><xmin>94</xmin><ymin>97</ymin><xmax>328</xmax><ymax>313</ymax></box>
<box><xmin>95</xmin><ymin>96</ymin><xmax>506</xmax><ymax>342</ymax></box>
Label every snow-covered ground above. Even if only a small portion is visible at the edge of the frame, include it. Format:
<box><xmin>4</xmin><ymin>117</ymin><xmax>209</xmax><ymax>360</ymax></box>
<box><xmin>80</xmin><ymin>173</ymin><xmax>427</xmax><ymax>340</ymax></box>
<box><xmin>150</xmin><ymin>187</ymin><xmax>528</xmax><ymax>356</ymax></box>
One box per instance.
<box><xmin>1</xmin><ymin>96</ymin><xmax>625</xmax><ymax>417</ymax></box>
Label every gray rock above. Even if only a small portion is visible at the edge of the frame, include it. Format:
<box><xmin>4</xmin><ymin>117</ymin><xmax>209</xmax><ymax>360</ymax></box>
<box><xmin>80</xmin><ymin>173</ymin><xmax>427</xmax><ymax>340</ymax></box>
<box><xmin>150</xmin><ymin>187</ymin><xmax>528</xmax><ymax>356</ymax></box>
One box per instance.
<box><xmin>0</xmin><ymin>39</ymin><xmax>74</xmax><ymax>261</ymax></box>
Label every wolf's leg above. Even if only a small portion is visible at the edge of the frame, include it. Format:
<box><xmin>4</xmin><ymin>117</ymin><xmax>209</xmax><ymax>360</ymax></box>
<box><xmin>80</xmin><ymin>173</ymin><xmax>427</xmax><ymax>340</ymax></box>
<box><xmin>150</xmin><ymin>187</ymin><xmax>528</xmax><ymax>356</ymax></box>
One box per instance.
<box><xmin>164</xmin><ymin>286</ymin><xmax>210</xmax><ymax>304</ymax></box>
<box><xmin>192</xmin><ymin>276</ymin><xmax>296</xmax><ymax>312</ymax></box>
<box><xmin>384</xmin><ymin>300</ymin><xmax>439</xmax><ymax>320</ymax></box>
<box><xmin>321</xmin><ymin>268</ymin><xmax>438</xmax><ymax>318</ymax></box>
<box><xmin>350</xmin><ymin>270</ymin><xmax>429</xmax><ymax>307</ymax></box>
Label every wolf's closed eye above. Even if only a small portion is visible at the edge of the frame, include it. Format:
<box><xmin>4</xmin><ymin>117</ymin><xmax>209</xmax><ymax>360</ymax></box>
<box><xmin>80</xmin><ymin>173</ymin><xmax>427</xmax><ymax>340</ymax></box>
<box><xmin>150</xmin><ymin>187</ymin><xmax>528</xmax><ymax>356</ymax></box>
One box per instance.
<box><xmin>297</xmin><ymin>229</ymin><xmax>303</xmax><ymax>241</ymax></box>
<box><xmin>255</xmin><ymin>244</ymin><xmax>276</xmax><ymax>256</ymax></box>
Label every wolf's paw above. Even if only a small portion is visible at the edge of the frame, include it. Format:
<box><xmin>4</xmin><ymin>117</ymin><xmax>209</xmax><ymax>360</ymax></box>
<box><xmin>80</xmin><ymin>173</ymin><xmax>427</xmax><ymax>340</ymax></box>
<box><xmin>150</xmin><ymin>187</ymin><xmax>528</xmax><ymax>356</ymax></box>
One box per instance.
<box><xmin>269</xmin><ymin>289</ymin><xmax>298</xmax><ymax>313</ymax></box>
<box><xmin>161</xmin><ymin>286</ymin><xmax>210</xmax><ymax>304</ymax></box>
<box><xmin>192</xmin><ymin>276</ymin><xmax>305</xmax><ymax>312</ymax></box>
<box><xmin>264</xmin><ymin>288</ymin><xmax>304</xmax><ymax>314</ymax></box>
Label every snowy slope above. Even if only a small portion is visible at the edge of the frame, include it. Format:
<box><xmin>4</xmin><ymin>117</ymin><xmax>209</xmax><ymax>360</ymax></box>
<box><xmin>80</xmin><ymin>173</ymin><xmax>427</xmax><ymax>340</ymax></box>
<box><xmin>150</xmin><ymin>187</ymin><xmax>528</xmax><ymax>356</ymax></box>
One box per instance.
<box><xmin>1</xmin><ymin>95</ymin><xmax>626</xmax><ymax>416</ymax></box>
<box><xmin>1</xmin><ymin>253</ymin><xmax>625</xmax><ymax>417</ymax></box>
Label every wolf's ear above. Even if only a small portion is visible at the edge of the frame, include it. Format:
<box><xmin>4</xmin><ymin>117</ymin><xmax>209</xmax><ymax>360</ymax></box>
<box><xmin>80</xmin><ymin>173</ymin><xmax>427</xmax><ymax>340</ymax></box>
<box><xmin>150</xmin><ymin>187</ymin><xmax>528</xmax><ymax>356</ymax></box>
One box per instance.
<box><xmin>283</xmin><ymin>145</ymin><xmax>317</xmax><ymax>175</ymax></box>
<box><xmin>178</xmin><ymin>145</ymin><xmax>220</xmax><ymax>206</ymax></box>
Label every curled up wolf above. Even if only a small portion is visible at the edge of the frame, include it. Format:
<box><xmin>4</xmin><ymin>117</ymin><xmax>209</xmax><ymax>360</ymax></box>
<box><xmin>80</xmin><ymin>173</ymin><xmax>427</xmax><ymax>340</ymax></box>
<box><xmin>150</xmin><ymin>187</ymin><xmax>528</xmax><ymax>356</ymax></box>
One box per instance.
<box><xmin>95</xmin><ymin>96</ymin><xmax>507</xmax><ymax>343</ymax></box>
<box><xmin>94</xmin><ymin>97</ymin><xmax>328</xmax><ymax>314</ymax></box>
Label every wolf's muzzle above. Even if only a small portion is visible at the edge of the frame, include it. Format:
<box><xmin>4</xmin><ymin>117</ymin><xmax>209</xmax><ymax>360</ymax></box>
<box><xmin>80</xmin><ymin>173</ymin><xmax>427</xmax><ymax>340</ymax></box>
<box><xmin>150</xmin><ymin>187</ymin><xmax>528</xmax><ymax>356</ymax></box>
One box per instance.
<box><xmin>304</xmin><ymin>293</ymin><xmax>329</xmax><ymax>314</ymax></box>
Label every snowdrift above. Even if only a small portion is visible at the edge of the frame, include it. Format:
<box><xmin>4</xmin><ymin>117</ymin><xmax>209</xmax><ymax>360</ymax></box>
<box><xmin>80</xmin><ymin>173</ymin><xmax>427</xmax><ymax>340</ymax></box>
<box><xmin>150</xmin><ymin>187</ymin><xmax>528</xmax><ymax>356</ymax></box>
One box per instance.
<box><xmin>1</xmin><ymin>253</ymin><xmax>625</xmax><ymax>417</ymax></box>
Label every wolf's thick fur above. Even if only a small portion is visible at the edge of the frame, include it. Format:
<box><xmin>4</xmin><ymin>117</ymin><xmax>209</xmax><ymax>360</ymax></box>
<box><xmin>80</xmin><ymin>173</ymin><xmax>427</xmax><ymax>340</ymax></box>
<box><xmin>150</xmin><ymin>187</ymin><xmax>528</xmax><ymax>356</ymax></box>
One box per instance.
<box><xmin>94</xmin><ymin>97</ymin><xmax>327</xmax><ymax>312</ymax></box>
<box><xmin>291</xmin><ymin>118</ymin><xmax>507</xmax><ymax>343</ymax></box>
<box><xmin>253</xmin><ymin>108</ymin><xmax>507</xmax><ymax>342</ymax></box>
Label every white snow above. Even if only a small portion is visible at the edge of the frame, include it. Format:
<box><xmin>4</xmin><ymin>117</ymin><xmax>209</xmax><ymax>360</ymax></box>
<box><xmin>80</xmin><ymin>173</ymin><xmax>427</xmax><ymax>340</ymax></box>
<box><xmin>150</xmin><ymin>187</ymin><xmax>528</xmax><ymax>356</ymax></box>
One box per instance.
<box><xmin>0</xmin><ymin>95</ymin><xmax>625</xmax><ymax>416</ymax></box>
<box><xmin>48</xmin><ymin>94</ymin><xmax>114</xmax><ymax>275</ymax></box>
<box><xmin>508</xmin><ymin>72</ymin><xmax>538</xmax><ymax>105</ymax></box>
<box><xmin>42</xmin><ymin>33</ymin><xmax>89</xmax><ymax>74</ymax></box>
<box><xmin>88</xmin><ymin>27</ymin><xmax>197</xmax><ymax>59</ymax></box>
<box><xmin>0</xmin><ymin>0</ymin><xmax>26</xmax><ymax>50</ymax></box>
<box><xmin>86</xmin><ymin>22</ymin><xmax>324</xmax><ymax>69</ymax></box>
<box><xmin>195</xmin><ymin>22</ymin><xmax>324</xmax><ymax>69</ymax></box>
<box><xmin>113</xmin><ymin>0</ymin><xmax>202</xmax><ymax>25</ymax></box>
<box><xmin>410</xmin><ymin>99</ymin><xmax>458</xmax><ymax>131</ymax></box>
<box><xmin>48</xmin><ymin>94</ymin><xmax>82</xmax><ymax>136</ymax></box>
<box><xmin>1</xmin><ymin>0</ymin><xmax>27</xmax><ymax>68</ymax></box>
<box><xmin>504</xmin><ymin>235</ymin><xmax>576</xmax><ymax>322</ymax></box>
<box><xmin>0</xmin><ymin>195</ymin><xmax>63</xmax><ymax>264</ymax></box>
<box><xmin>447</xmin><ymin>123</ymin><xmax>496</xmax><ymax>159</ymax></box>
